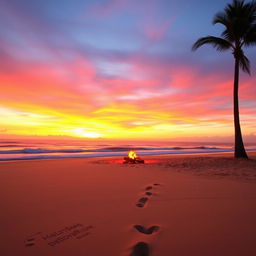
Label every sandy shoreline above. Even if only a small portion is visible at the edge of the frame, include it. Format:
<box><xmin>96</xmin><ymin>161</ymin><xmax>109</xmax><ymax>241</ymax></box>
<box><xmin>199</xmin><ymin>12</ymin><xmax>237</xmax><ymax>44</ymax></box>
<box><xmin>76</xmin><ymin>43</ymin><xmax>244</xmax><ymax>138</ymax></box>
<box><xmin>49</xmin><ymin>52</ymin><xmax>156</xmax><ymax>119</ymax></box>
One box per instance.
<box><xmin>1</xmin><ymin>153</ymin><xmax>256</xmax><ymax>256</ymax></box>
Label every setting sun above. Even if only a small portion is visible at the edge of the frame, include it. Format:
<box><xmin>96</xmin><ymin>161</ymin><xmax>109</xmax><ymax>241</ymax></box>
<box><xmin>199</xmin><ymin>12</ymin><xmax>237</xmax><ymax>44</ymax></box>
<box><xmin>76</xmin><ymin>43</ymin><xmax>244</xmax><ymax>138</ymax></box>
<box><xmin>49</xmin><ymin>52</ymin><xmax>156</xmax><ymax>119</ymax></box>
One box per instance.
<box><xmin>71</xmin><ymin>128</ymin><xmax>102</xmax><ymax>138</ymax></box>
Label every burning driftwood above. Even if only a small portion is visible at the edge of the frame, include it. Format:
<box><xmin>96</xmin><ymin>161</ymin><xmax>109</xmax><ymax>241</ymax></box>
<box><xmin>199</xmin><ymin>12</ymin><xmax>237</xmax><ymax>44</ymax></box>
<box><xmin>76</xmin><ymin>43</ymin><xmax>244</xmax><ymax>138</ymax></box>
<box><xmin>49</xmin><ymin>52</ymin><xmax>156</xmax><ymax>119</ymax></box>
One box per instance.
<box><xmin>123</xmin><ymin>151</ymin><xmax>144</xmax><ymax>164</ymax></box>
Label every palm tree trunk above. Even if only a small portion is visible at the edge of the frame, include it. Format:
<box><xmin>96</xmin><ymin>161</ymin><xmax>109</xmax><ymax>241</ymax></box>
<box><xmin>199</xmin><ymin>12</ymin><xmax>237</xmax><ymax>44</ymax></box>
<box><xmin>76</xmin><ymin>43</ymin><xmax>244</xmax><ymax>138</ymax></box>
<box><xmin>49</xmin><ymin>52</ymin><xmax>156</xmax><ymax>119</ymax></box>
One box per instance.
<box><xmin>233</xmin><ymin>58</ymin><xmax>248</xmax><ymax>158</ymax></box>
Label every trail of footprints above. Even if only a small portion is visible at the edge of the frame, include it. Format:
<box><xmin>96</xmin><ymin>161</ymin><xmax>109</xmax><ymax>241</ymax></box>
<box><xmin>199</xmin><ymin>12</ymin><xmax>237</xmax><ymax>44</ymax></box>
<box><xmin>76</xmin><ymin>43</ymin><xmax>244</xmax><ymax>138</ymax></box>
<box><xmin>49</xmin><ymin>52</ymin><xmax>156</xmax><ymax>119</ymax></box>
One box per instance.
<box><xmin>131</xmin><ymin>183</ymin><xmax>161</xmax><ymax>256</ymax></box>
<box><xmin>136</xmin><ymin>184</ymin><xmax>160</xmax><ymax>208</ymax></box>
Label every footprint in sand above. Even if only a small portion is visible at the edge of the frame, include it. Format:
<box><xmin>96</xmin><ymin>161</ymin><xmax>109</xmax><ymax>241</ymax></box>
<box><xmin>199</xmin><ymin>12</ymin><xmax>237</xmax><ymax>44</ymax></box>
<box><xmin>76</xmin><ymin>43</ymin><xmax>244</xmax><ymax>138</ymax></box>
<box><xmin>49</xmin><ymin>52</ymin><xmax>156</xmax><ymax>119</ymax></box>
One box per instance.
<box><xmin>24</xmin><ymin>238</ymin><xmax>35</xmax><ymax>247</ymax></box>
<box><xmin>138</xmin><ymin>197</ymin><xmax>148</xmax><ymax>204</ymax></box>
<box><xmin>130</xmin><ymin>242</ymin><xmax>149</xmax><ymax>256</ymax></box>
<box><xmin>134</xmin><ymin>225</ymin><xmax>159</xmax><ymax>235</ymax></box>
<box><xmin>136</xmin><ymin>197</ymin><xmax>149</xmax><ymax>208</ymax></box>
<box><xmin>145</xmin><ymin>183</ymin><xmax>161</xmax><ymax>191</ymax></box>
<box><xmin>145</xmin><ymin>192</ymin><xmax>152</xmax><ymax>196</ymax></box>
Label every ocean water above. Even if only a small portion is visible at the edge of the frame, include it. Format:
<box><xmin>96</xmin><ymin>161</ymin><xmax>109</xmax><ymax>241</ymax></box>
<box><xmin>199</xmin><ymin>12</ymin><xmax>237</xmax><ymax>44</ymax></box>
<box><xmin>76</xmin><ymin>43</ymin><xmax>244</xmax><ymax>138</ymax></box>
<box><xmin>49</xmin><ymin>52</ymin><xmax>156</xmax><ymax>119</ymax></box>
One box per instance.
<box><xmin>0</xmin><ymin>139</ymin><xmax>256</xmax><ymax>161</ymax></box>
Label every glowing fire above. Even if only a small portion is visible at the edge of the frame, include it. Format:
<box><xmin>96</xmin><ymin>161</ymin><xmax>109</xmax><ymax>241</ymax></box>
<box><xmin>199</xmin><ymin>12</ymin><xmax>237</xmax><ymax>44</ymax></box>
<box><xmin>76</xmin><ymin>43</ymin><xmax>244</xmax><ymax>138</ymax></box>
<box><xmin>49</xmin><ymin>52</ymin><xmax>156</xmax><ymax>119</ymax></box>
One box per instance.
<box><xmin>128</xmin><ymin>151</ymin><xmax>137</xmax><ymax>159</ymax></box>
<box><xmin>124</xmin><ymin>150</ymin><xmax>144</xmax><ymax>164</ymax></box>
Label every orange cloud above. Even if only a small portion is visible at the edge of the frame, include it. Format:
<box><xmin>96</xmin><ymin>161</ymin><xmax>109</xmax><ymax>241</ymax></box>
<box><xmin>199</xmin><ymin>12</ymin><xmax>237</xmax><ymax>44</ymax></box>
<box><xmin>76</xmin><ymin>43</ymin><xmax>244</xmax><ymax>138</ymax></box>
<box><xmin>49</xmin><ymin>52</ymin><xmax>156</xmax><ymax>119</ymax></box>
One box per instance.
<box><xmin>0</xmin><ymin>44</ymin><xmax>255</xmax><ymax>141</ymax></box>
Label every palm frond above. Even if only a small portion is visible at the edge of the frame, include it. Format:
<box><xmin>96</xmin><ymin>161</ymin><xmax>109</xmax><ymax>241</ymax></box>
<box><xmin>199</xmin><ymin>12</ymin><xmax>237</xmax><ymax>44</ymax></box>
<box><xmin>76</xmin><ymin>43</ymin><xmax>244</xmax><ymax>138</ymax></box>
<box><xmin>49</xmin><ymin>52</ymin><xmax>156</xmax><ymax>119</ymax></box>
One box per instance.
<box><xmin>192</xmin><ymin>36</ymin><xmax>232</xmax><ymax>51</ymax></box>
<box><xmin>225</xmin><ymin>0</ymin><xmax>245</xmax><ymax>19</ymax></box>
<box><xmin>243</xmin><ymin>24</ymin><xmax>256</xmax><ymax>46</ymax></box>
<box><xmin>221</xmin><ymin>28</ymin><xmax>235</xmax><ymax>42</ymax></box>
<box><xmin>239</xmin><ymin>52</ymin><xmax>251</xmax><ymax>74</ymax></box>
<box><xmin>213</xmin><ymin>12</ymin><xmax>229</xmax><ymax>26</ymax></box>
<box><xmin>242</xmin><ymin>1</ymin><xmax>256</xmax><ymax>23</ymax></box>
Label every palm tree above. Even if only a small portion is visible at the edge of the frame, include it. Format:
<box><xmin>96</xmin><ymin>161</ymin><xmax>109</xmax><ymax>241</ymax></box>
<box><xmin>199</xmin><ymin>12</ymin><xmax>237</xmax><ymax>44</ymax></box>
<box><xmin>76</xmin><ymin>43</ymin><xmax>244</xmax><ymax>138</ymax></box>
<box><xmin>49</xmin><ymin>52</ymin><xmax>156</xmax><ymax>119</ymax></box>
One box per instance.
<box><xmin>192</xmin><ymin>0</ymin><xmax>256</xmax><ymax>158</ymax></box>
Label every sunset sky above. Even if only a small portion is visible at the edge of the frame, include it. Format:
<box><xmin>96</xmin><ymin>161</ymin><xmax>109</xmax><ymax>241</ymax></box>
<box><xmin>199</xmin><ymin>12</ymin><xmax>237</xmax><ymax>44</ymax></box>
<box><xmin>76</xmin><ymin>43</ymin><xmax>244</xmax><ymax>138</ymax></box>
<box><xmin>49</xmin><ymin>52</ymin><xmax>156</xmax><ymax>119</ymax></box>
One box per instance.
<box><xmin>0</xmin><ymin>0</ymin><xmax>255</xmax><ymax>142</ymax></box>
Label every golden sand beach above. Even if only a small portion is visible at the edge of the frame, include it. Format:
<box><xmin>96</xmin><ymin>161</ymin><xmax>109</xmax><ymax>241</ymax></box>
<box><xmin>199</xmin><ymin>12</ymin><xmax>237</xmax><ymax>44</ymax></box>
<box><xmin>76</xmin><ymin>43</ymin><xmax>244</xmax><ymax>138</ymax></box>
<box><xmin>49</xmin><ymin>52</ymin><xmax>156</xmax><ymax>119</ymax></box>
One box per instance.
<box><xmin>1</xmin><ymin>152</ymin><xmax>256</xmax><ymax>256</ymax></box>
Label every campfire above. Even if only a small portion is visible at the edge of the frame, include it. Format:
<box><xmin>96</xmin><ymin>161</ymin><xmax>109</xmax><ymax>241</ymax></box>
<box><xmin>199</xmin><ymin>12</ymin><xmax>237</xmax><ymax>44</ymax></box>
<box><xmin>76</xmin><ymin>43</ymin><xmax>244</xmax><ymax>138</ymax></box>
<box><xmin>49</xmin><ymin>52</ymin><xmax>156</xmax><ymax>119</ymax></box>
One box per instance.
<box><xmin>123</xmin><ymin>151</ymin><xmax>144</xmax><ymax>164</ymax></box>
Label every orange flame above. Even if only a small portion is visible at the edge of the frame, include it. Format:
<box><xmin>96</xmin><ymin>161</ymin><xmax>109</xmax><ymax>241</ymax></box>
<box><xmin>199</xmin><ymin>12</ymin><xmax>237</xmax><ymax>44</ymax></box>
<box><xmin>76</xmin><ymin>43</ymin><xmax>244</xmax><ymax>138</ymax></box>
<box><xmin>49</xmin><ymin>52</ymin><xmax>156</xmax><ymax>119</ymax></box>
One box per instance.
<box><xmin>128</xmin><ymin>150</ymin><xmax>137</xmax><ymax>159</ymax></box>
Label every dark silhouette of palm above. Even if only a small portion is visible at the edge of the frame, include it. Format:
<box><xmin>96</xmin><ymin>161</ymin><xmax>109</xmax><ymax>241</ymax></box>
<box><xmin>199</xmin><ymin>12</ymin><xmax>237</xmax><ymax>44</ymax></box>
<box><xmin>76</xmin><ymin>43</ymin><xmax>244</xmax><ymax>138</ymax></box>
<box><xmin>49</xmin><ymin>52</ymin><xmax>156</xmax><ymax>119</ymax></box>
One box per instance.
<box><xmin>192</xmin><ymin>0</ymin><xmax>256</xmax><ymax>158</ymax></box>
